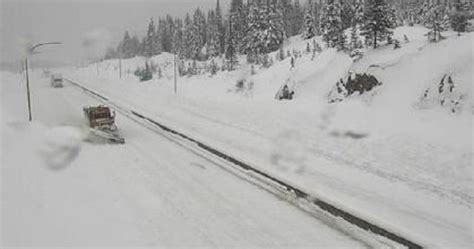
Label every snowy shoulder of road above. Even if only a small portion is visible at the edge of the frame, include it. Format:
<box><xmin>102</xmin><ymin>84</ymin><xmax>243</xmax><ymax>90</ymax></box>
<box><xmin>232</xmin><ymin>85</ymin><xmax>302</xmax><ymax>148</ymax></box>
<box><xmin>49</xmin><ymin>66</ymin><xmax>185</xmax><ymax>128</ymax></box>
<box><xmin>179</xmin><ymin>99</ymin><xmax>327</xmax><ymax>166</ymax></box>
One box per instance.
<box><xmin>63</xmin><ymin>26</ymin><xmax>473</xmax><ymax>248</ymax></box>
<box><xmin>1</xmin><ymin>72</ymin><xmax>388</xmax><ymax>248</ymax></box>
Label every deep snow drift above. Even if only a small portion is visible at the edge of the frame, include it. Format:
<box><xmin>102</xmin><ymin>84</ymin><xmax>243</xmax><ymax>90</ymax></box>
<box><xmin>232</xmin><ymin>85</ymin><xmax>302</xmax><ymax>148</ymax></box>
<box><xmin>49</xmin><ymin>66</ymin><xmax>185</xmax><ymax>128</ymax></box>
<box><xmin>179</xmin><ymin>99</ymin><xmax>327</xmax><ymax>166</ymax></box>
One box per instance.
<box><xmin>63</xmin><ymin>25</ymin><xmax>473</xmax><ymax>248</ymax></box>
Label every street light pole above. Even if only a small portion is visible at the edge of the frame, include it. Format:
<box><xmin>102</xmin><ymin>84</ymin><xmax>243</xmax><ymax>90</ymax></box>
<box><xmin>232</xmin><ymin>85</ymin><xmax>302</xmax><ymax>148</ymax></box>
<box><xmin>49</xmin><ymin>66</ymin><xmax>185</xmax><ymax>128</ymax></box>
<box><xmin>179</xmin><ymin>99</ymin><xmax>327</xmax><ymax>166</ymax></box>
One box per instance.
<box><xmin>24</xmin><ymin>41</ymin><xmax>62</xmax><ymax>122</ymax></box>
<box><xmin>24</xmin><ymin>57</ymin><xmax>32</xmax><ymax>121</ymax></box>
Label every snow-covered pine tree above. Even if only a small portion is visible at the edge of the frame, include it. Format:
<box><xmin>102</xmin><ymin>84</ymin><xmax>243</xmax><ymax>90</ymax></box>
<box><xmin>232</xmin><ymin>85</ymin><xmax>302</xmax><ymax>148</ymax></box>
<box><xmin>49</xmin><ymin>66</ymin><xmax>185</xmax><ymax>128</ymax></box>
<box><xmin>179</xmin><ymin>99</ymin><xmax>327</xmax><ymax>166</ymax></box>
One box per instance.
<box><xmin>243</xmin><ymin>0</ymin><xmax>285</xmax><ymax>58</ymax></box>
<box><xmin>206</xmin><ymin>10</ymin><xmax>220</xmax><ymax>58</ymax></box>
<box><xmin>262</xmin><ymin>0</ymin><xmax>286</xmax><ymax>52</ymax></box>
<box><xmin>194</xmin><ymin>8</ymin><xmax>207</xmax><ymax>59</ymax></box>
<box><xmin>353</xmin><ymin>0</ymin><xmax>364</xmax><ymax>26</ymax></box>
<box><xmin>406</xmin><ymin>0</ymin><xmax>422</xmax><ymax>25</ymax></box>
<box><xmin>290</xmin><ymin>0</ymin><xmax>304</xmax><ymax>36</ymax></box>
<box><xmin>312</xmin><ymin>0</ymin><xmax>322</xmax><ymax>35</ymax></box>
<box><xmin>242</xmin><ymin>0</ymin><xmax>263</xmax><ymax>60</ymax></box>
<box><xmin>280</xmin><ymin>0</ymin><xmax>293</xmax><ymax>37</ymax></box>
<box><xmin>420</xmin><ymin>0</ymin><xmax>435</xmax><ymax>26</ymax></box>
<box><xmin>172</xmin><ymin>18</ymin><xmax>184</xmax><ymax>55</ymax></box>
<box><xmin>118</xmin><ymin>31</ymin><xmax>132</xmax><ymax>58</ymax></box>
<box><xmin>320</xmin><ymin>0</ymin><xmax>346</xmax><ymax>51</ymax></box>
<box><xmin>215</xmin><ymin>0</ymin><xmax>225</xmax><ymax>55</ymax></box>
<box><xmin>225</xmin><ymin>12</ymin><xmax>238</xmax><ymax>70</ymax></box>
<box><xmin>139</xmin><ymin>37</ymin><xmax>146</xmax><ymax>57</ymax></box>
<box><xmin>130</xmin><ymin>35</ymin><xmax>141</xmax><ymax>58</ymax></box>
<box><xmin>157</xmin><ymin>16</ymin><xmax>173</xmax><ymax>53</ymax></box>
<box><xmin>360</xmin><ymin>0</ymin><xmax>395</xmax><ymax>49</ymax></box>
<box><xmin>229</xmin><ymin>0</ymin><xmax>246</xmax><ymax>53</ymax></box>
<box><xmin>104</xmin><ymin>47</ymin><xmax>117</xmax><ymax>60</ymax></box>
<box><xmin>340</xmin><ymin>0</ymin><xmax>355</xmax><ymax>30</ymax></box>
<box><xmin>183</xmin><ymin>13</ymin><xmax>194</xmax><ymax>59</ymax></box>
<box><xmin>450</xmin><ymin>1</ymin><xmax>470</xmax><ymax>36</ymax></box>
<box><xmin>143</xmin><ymin>18</ymin><xmax>161</xmax><ymax>57</ymax></box>
<box><xmin>186</xmin><ymin>8</ymin><xmax>206</xmax><ymax>60</ymax></box>
<box><xmin>424</xmin><ymin>5</ymin><xmax>449</xmax><ymax>42</ymax></box>
<box><xmin>388</xmin><ymin>5</ymin><xmax>399</xmax><ymax>29</ymax></box>
<box><xmin>349</xmin><ymin>21</ymin><xmax>363</xmax><ymax>50</ymax></box>
<box><xmin>302</xmin><ymin>0</ymin><xmax>317</xmax><ymax>39</ymax></box>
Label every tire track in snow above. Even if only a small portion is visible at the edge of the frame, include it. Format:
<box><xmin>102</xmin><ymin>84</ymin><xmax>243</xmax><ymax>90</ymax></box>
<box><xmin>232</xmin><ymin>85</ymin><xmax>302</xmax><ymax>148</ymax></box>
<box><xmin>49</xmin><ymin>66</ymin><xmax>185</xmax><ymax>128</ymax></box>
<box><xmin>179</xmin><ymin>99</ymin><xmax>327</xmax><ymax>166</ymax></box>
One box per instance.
<box><xmin>65</xmin><ymin>78</ymin><xmax>423</xmax><ymax>249</ymax></box>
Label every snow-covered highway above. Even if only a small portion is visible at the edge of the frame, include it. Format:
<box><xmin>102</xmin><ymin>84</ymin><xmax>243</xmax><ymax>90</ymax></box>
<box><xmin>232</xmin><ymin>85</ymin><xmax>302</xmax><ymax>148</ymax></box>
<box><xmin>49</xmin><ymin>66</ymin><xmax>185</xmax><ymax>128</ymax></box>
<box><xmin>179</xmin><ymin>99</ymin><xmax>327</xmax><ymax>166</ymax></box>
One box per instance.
<box><xmin>1</xmin><ymin>72</ymin><xmax>387</xmax><ymax>247</ymax></box>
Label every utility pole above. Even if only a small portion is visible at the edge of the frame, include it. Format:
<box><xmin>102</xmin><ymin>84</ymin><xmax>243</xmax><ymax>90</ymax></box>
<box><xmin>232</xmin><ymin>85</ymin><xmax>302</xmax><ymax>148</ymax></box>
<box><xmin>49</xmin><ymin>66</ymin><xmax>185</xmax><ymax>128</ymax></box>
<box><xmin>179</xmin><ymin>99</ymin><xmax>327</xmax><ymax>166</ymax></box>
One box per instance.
<box><xmin>174</xmin><ymin>53</ymin><xmax>177</xmax><ymax>95</ymax></box>
<box><xmin>173</xmin><ymin>28</ymin><xmax>179</xmax><ymax>95</ymax></box>
<box><xmin>119</xmin><ymin>53</ymin><xmax>122</xmax><ymax>79</ymax></box>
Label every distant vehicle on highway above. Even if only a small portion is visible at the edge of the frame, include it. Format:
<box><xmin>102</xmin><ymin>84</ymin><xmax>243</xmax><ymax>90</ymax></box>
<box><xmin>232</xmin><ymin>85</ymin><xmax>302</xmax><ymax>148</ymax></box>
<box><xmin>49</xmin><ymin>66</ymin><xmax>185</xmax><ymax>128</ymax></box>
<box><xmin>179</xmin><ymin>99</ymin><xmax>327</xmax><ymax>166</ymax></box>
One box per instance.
<box><xmin>42</xmin><ymin>70</ymin><xmax>51</xmax><ymax>78</ymax></box>
<box><xmin>51</xmin><ymin>74</ymin><xmax>63</xmax><ymax>88</ymax></box>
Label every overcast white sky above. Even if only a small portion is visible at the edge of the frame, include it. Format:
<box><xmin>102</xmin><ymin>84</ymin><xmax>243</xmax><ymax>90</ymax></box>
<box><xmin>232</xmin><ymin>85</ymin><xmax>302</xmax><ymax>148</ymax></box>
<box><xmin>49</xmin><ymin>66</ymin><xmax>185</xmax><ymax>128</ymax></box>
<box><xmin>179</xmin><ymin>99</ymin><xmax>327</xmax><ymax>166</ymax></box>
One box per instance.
<box><xmin>0</xmin><ymin>0</ymin><xmax>229</xmax><ymax>67</ymax></box>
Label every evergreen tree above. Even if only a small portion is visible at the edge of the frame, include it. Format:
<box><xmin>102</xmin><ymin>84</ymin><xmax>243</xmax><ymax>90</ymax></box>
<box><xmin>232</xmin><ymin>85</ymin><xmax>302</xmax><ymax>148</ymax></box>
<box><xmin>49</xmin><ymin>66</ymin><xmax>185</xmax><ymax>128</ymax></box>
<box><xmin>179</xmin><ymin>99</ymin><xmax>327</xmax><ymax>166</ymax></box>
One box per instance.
<box><xmin>104</xmin><ymin>47</ymin><xmax>117</xmax><ymax>60</ymax></box>
<box><xmin>225</xmin><ymin>12</ymin><xmax>238</xmax><ymax>70</ymax></box>
<box><xmin>183</xmin><ymin>13</ymin><xmax>195</xmax><ymax>59</ymax></box>
<box><xmin>243</xmin><ymin>0</ymin><xmax>286</xmax><ymax>58</ymax></box>
<box><xmin>229</xmin><ymin>0</ymin><xmax>246</xmax><ymax>53</ymax></box>
<box><xmin>291</xmin><ymin>0</ymin><xmax>304</xmax><ymax>36</ymax></box>
<box><xmin>143</xmin><ymin>18</ymin><xmax>160</xmax><ymax>57</ymax></box>
<box><xmin>194</xmin><ymin>8</ymin><xmax>207</xmax><ymax>48</ymax></box>
<box><xmin>425</xmin><ymin>5</ymin><xmax>450</xmax><ymax>42</ymax></box>
<box><xmin>207</xmin><ymin>10</ymin><xmax>220</xmax><ymax>58</ymax></box>
<box><xmin>302</xmin><ymin>0</ymin><xmax>317</xmax><ymax>39</ymax></box>
<box><xmin>119</xmin><ymin>31</ymin><xmax>131</xmax><ymax>58</ymax></box>
<box><xmin>353</xmin><ymin>0</ymin><xmax>364</xmax><ymax>26</ymax></box>
<box><xmin>450</xmin><ymin>1</ymin><xmax>470</xmax><ymax>35</ymax></box>
<box><xmin>118</xmin><ymin>31</ymin><xmax>141</xmax><ymax>58</ymax></box>
<box><xmin>340</xmin><ymin>0</ymin><xmax>356</xmax><ymax>30</ymax></box>
<box><xmin>215</xmin><ymin>0</ymin><xmax>225</xmax><ymax>54</ymax></box>
<box><xmin>172</xmin><ymin>18</ymin><xmax>184</xmax><ymax>55</ymax></box>
<box><xmin>190</xmin><ymin>9</ymin><xmax>206</xmax><ymax>60</ymax></box>
<box><xmin>320</xmin><ymin>0</ymin><xmax>346</xmax><ymax>50</ymax></box>
<box><xmin>129</xmin><ymin>35</ymin><xmax>141</xmax><ymax>57</ymax></box>
<box><xmin>312</xmin><ymin>0</ymin><xmax>322</xmax><ymax>35</ymax></box>
<box><xmin>139</xmin><ymin>37</ymin><xmax>147</xmax><ymax>56</ymax></box>
<box><xmin>349</xmin><ymin>21</ymin><xmax>363</xmax><ymax>50</ymax></box>
<box><xmin>360</xmin><ymin>0</ymin><xmax>395</xmax><ymax>49</ymax></box>
<box><xmin>388</xmin><ymin>5</ymin><xmax>399</xmax><ymax>29</ymax></box>
<box><xmin>280</xmin><ymin>0</ymin><xmax>293</xmax><ymax>37</ymax></box>
<box><xmin>157</xmin><ymin>17</ymin><xmax>173</xmax><ymax>53</ymax></box>
<box><xmin>420</xmin><ymin>0</ymin><xmax>435</xmax><ymax>26</ymax></box>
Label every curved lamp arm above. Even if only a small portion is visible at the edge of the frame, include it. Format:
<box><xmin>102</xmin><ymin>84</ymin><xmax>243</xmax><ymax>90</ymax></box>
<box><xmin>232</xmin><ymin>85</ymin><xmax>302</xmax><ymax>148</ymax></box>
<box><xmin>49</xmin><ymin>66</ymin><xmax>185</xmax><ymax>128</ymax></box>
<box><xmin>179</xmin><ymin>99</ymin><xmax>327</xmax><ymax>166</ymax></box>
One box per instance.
<box><xmin>28</xmin><ymin>42</ymin><xmax>62</xmax><ymax>54</ymax></box>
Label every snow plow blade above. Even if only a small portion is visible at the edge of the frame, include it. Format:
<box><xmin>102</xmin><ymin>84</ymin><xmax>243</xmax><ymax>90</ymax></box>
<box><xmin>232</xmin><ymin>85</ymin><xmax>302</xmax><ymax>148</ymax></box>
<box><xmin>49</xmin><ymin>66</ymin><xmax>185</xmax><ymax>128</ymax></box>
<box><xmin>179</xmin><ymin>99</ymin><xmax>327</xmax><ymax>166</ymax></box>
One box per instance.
<box><xmin>90</xmin><ymin>128</ymin><xmax>125</xmax><ymax>144</ymax></box>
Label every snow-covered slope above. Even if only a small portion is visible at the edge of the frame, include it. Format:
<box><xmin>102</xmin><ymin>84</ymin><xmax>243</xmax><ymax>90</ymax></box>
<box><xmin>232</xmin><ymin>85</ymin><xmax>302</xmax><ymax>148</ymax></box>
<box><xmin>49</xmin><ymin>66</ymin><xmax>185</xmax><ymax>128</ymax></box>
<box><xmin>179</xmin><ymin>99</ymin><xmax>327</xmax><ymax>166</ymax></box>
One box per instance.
<box><xmin>55</xmin><ymin>25</ymin><xmax>473</xmax><ymax>248</ymax></box>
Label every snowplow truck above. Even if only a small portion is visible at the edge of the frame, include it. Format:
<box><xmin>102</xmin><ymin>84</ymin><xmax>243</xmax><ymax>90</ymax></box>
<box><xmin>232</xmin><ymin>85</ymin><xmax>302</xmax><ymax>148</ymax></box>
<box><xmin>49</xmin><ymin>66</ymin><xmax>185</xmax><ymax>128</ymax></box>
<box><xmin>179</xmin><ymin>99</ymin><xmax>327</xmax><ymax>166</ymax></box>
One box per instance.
<box><xmin>83</xmin><ymin>105</ymin><xmax>125</xmax><ymax>144</ymax></box>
